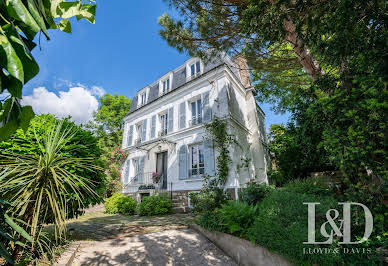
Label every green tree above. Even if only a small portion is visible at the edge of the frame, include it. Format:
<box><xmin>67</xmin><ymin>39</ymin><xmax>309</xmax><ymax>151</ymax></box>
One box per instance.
<box><xmin>0</xmin><ymin>0</ymin><xmax>97</xmax><ymax>141</ymax></box>
<box><xmin>88</xmin><ymin>94</ymin><xmax>131</xmax><ymax>196</ymax></box>
<box><xmin>0</xmin><ymin>114</ymin><xmax>105</xmax><ymax>258</ymax></box>
<box><xmin>159</xmin><ymin>0</ymin><xmax>387</xmax><ymax>191</ymax></box>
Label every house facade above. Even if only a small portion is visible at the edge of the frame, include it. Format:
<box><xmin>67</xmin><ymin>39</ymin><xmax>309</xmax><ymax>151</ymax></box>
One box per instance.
<box><xmin>121</xmin><ymin>54</ymin><xmax>269</xmax><ymax>211</ymax></box>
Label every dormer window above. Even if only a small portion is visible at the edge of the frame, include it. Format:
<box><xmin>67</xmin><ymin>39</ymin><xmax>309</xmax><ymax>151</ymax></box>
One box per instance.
<box><xmin>190</xmin><ymin>61</ymin><xmax>201</xmax><ymax>76</ymax></box>
<box><xmin>162</xmin><ymin>78</ymin><xmax>170</xmax><ymax>94</ymax></box>
<box><xmin>140</xmin><ymin>92</ymin><xmax>147</xmax><ymax>105</ymax></box>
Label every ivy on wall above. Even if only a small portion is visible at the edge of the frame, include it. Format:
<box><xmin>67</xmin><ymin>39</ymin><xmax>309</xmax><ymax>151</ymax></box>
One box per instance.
<box><xmin>204</xmin><ymin>117</ymin><xmax>234</xmax><ymax>188</ymax></box>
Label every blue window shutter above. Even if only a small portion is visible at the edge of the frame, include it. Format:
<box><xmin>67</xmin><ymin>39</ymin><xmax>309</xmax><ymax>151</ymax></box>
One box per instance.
<box><xmin>142</xmin><ymin>119</ymin><xmax>147</xmax><ymax>141</ymax></box>
<box><xmin>168</xmin><ymin>107</ymin><xmax>174</xmax><ymax>133</ymax></box>
<box><xmin>151</xmin><ymin>115</ymin><xmax>156</xmax><ymax>139</ymax></box>
<box><xmin>127</xmin><ymin>125</ymin><xmax>133</xmax><ymax>147</ymax></box>
<box><xmin>202</xmin><ymin>91</ymin><xmax>211</xmax><ymax>122</ymax></box>
<box><xmin>179</xmin><ymin>102</ymin><xmax>186</xmax><ymax>129</ymax></box>
<box><xmin>124</xmin><ymin>159</ymin><xmax>130</xmax><ymax>184</ymax></box>
<box><xmin>138</xmin><ymin>156</ymin><xmax>145</xmax><ymax>183</ymax></box>
<box><xmin>203</xmin><ymin>138</ymin><xmax>215</xmax><ymax>176</ymax></box>
<box><xmin>179</xmin><ymin>145</ymin><xmax>188</xmax><ymax>179</ymax></box>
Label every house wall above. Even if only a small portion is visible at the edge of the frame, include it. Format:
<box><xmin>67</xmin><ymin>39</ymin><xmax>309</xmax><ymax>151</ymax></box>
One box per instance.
<box><xmin>121</xmin><ymin>62</ymin><xmax>268</xmax><ymax>197</ymax></box>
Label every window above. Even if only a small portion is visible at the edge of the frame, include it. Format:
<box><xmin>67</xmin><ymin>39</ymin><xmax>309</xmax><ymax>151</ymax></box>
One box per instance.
<box><xmin>189</xmin><ymin>143</ymin><xmax>204</xmax><ymax>178</ymax></box>
<box><xmin>190</xmin><ymin>99</ymin><xmax>202</xmax><ymax>125</ymax></box>
<box><xmin>160</xmin><ymin>113</ymin><xmax>168</xmax><ymax>136</ymax></box>
<box><xmin>190</xmin><ymin>61</ymin><xmax>201</xmax><ymax>76</ymax></box>
<box><xmin>137</xmin><ymin>123</ymin><xmax>143</xmax><ymax>143</ymax></box>
<box><xmin>140</xmin><ymin>92</ymin><xmax>147</xmax><ymax>105</ymax></box>
<box><xmin>162</xmin><ymin>78</ymin><xmax>170</xmax><ymax>94</ymax></box>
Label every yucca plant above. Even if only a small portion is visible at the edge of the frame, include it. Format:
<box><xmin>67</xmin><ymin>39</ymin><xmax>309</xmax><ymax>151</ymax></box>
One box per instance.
<box><xmin>0</xmin><ymin>120</ymin><xmax>102</xmax><ymax>256</ymax></box>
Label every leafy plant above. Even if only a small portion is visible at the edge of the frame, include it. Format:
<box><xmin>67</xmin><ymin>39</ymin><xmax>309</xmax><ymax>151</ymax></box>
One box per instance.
<box><xmin>239</xmin><ymin>181</ymin><xmax>273</xmax><ymax>206</ymax></box>
<box><xmin>137</xmin><ymin>194</ymin><xmax>173</xmax><ymax>216</ymax></box>
<box><xmin>0</xmin><ymin>196</ymin><xmax>32</xmax><ymax>265</ymax></box>
<box><xmin>283</xmin><ymin>178</ymin><xmax>333</xmax><ymax>196</ymax></box>
<box><xmin>189</xmin><ymin>189</ymin><xmax>229</xmax><ymax>213</ymax></box>
<box><xmin>0</xmin><ymin>0</ymin><xmax>97</xmax><ymax>141</ymax></box>
<box><xmin>104</xmin><ymin>193</ymin><xmax>137</xmax><ymax>215</ymax></box>
<box><xmin>219</xmin><ymin>201</ymin><xmax>257</xmax><ymax>237</ymax></box>
<box><xmin>0</xmin><ymin>118</ymin><xmax>103</xmax><ymax>259</ymax></box>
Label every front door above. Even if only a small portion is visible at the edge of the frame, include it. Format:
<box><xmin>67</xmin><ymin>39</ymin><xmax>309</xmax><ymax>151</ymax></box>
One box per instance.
<box><xmin>156</xmin><ymin>151</ymin><xmax>168</xmax><ymax>189</ymax></box>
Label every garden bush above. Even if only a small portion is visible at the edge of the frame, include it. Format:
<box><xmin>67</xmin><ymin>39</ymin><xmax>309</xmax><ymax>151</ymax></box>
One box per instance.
<box><xmin>189</xmin><ymin>188</ymin><xmax>229</xmax><ymax>213</ymax></box>
<box><xmin>239</xmin><ymin>181</ymin><xmax>273</xmax><ymax>206</ymax></box>
<box><xmin>137</xmin><ymin>194</ymin><xmax>173</xmax><ymax>216</ymax></box>
<box><xmin>105</xmin><ymin>193</ymin><xmax>137</xmax><ymax>215</ymax></box>
<box><xmin>282</xmin><ymin>177</ymin><xmax>332</xmax><ymax>196</ymax></box>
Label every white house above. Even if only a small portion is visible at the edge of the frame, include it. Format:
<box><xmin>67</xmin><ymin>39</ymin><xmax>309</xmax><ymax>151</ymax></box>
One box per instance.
<box><xmin>121</xmin><ymin>54</ymin><xmax>269</xmax><ymax>211</ymax></box>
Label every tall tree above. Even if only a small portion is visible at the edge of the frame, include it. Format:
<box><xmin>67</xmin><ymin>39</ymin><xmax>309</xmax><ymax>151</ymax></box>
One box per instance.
<box><xmin>89</xmin><ymin>93</ymin><xmax>131</xmax><ymax>196</ymax></box>
<box><xmin>159</xmin><ymin>0</ymin><xmax>387</xmax><ymax>202</ymax></box>
<box><xmin>0</xmin><ymin>0</ymin><xmax>97</xmax><ymax>141</ymax></box>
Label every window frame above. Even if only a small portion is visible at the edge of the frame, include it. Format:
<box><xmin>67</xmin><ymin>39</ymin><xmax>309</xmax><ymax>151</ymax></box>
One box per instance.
<box><xmin>188</xmin><ymin>143</ymin><xmax>205</xmax><ymax>179</ymax></box>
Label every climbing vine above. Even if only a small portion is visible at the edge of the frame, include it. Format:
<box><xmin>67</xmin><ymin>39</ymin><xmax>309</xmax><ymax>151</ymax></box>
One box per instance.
<box><xmin>204</xmin><ymin>117</ymin><xmax>234</xmax><ymax>188</ymax></box>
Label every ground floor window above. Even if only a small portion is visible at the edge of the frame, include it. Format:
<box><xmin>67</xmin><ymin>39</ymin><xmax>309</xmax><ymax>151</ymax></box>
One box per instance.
<box><xmin>189</xmin><ymin>143</ymin><xmax>204</xmax><ymax>178</ymax></box>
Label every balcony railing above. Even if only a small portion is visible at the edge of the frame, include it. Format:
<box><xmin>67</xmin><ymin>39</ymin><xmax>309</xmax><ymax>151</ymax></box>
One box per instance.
<box><xmin>124</xmin><ymin>172</ymin><xmax>166</xmax><ymax>191</ymax></box>
<box><xmin>188</xmin><ymin>116</ymin><xmax>203</xmax><ymax>127</ymax></box>
<box><xmin>134</xmin><ymin>138</ymin><xmax>142</xmax><ymax>145</ymax></box>
<box><xmin>158</xmin><ymin>129</ymin><xmax>168</xmax><ymax>137</ymax></box>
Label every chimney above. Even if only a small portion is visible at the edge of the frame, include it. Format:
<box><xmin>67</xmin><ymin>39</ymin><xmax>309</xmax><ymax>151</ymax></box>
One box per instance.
<box><xmin>232</xmin><ymin>54</ymin><xmax>251</xmax><ymax>89</ymax></box>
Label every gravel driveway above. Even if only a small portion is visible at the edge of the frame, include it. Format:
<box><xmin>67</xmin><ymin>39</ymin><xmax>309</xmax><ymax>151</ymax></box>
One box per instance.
<box><xmin>72</xmin><ymin>228</ymin><xmax>236</xmax><ymax>266</ymax></box>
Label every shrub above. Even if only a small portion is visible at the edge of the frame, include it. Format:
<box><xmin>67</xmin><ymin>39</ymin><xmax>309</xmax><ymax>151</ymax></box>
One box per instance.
<box><xmin>247</xmin><ymin>190</ymin><xmax>342</xmax><ymax>265</ymax></box>
<box><xmin>239</xmin><ymin>181</ymin><xmax>273</xmax><ymax>205</ymax></box>
<box><xmin>189</xmin><ymin>188</ymin><xmax>229</xmax><ymax>213</ymax></box>
<box><xmin>283</xmin><ymin>177</ymin><xmax>332</xmax><ymax>196</ymax></box>
<box><xmin>105</xmin><ymin>193</ymin><xmax>137</xmax><ymax>215</ymax></box>
<box><xmin>137</xmin><ymin>194</ymin><xmax>173</xmax><ymax>216</ymax></box>
<box><xmin>219</xmin><ymin>201</ymin><xmax>258</xmax><ymax>237</ymax></box>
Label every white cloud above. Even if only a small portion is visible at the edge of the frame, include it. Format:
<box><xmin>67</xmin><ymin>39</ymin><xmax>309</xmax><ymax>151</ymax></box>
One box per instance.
<box><xmin>22</xmin><ymin>86</ymin><xmax>102</xmax><ymax>124</ymax></box>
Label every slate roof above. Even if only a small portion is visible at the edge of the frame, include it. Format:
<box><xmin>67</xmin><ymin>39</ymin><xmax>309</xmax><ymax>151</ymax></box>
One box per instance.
<box><xmin>128</xmin><ymin>55</ymin><xmax>241</xmax><ymax>114</ymax></box>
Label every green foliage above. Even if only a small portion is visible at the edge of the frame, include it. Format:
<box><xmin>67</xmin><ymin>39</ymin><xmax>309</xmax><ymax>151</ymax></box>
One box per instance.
<box><xmin>204</xmin><ymin>117</ymin><xmax>234</xmax><ymax>188</ymax></box>
<box><xmin>268</xmin><ymin>124</ymin><xmax>334</xmax><ymax>186</ymax></box>
<box><xmin>0</xmin><ymin>114</ymin><xmax>104</xmax><ymax>260</ymax></box>
<box><xmin>189</xmin><ymin>189</ymin><xmax>229</xmax><ymax>213</ymax></box>
<box><xmin>0</xmin><ymin>197</ymin><xmax>32</xmax><ymax>265</ymax></box>
<box><xmin>104</xmin><ymin>193</ymin><xmax>137</xmax><ymax>215</ymax></box>
<box><xmin>239</xmin><ymin>181</ymin><xmax>273</xmax><ymax>206</ymax></box>
<box><xmin>283</xmin><ymin>178</ymin><xmax>333</xmax><ymax>196</ymax></box>
<box><xmin>0</xmin><ymin>0</ymin><xmax>97</xmax><ymax>141</ymax></box>
<box><xmin>219</xmin><ymin>201</ymin><xmax>257</xmax><ymax>237</ymax></box>
<box><xmin>137</xmin><ymin>194</ymin><xmax>173</xmax><ymax>216</ymax></box>
<box><xmin>87</xmin><ymin>94</ymin><xmax>132</xmax><ymax>197</ymax></box>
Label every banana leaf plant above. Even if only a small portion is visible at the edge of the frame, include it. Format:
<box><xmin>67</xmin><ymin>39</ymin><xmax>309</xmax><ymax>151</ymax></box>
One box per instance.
<box><xmin>0</xmin><ymin>0</ymin><xmax>97</xmax><ymax>141</ymax></box>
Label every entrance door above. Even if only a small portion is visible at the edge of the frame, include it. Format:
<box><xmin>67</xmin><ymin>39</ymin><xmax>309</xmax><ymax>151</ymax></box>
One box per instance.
<box><xmin>156</xmin><ymin>152</ymin><xmax>168</xmax><ymax>189</ymax></box>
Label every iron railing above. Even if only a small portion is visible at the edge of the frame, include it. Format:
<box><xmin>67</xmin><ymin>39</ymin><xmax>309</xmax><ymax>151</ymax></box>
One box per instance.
<box><xmin>124</xmin><ymin>172</ymin><xmax>167</xmax><ymax>191</ymax></box>
<box><xmin>188</xmin><ymin>115</ymin><xmax>203</xmax><ymax>127</ymax></box>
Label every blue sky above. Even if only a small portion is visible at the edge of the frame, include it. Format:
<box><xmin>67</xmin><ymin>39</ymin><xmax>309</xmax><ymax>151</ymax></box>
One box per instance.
<box><xmin>22</xmin><ymin>0</ymin><xmax>289</xmax><ymax>128</ymax></box>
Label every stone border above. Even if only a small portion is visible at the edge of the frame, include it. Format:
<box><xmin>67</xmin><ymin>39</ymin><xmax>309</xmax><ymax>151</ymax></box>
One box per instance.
<box><xmin>190</xmin><ymin>224</ymin><xmax>291</xmax><ymax>266</ymax></box>
<box><xmin>54</xmin><ymin>243</ymin><xmax>80</xmax><ymax>266</ymax></box>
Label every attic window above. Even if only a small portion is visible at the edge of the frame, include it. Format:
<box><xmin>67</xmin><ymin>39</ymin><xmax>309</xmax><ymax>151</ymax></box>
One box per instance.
<box><xmin>140</xmin><ymin>92</ymin><xmax>147</xmax><ymax>105</ymax></box>
<box><xmin>162</xmin><ymin>78</ymin><xmax>170</xmax><ymax>94</ymax></box>
<box><xmin>190</xmin><ymin>61</ymin><xmax>201</xmax><ymax>76</ymax></box>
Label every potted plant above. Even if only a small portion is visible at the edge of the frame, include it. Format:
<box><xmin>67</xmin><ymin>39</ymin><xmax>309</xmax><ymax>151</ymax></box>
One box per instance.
<box><xmin>152</xmin><ymin>172</ymin><xmax>161</xmax><ymax>183</ymax></box>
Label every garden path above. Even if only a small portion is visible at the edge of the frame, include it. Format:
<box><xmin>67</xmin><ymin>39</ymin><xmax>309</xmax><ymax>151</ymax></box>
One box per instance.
<box><xmin>56</xmin><ymin>207</ymin><xmax>236</xmax><ymax>265</ymax></box>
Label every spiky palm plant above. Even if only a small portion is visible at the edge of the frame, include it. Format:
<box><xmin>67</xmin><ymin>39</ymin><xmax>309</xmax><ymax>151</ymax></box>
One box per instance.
<box><xmin>0</xmin><ymin>121</ymin><xmax>102</xmax><ymax>249</ymax></box>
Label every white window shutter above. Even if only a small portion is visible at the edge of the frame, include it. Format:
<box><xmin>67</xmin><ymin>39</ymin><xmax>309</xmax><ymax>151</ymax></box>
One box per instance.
<box><xmin>124</xmin><ymin>159</ymin><xmax>130</xmax><ymax>184</ymax></box>
<box><xmin>168</xmin><ymin>107</ymin><xmax>174</xmax><ymax>133</ymax></box>
<box><xmin>179</xmin><ymin>145</ymin><xmax>188</xmax><ymax>179</ymax></box>
<box><xmin>203</xmin><ymin>138</ymin><xmax>215</xmax><ymax>176</ymax></box>
<box><xmin>151</xmin><ymin>115</ymin><xmax>156</xmax><ymax>139</ymax></box>
<box><xmin>138</xmin><ymin>156</ymin><xmax>145</xmax><ymax>183</ymax></box>
<box><xmin>179</xmin><ymin>102</ymin><xmax>186</xmax><ymax>129</ymax></box>
<box><xmin>202</xmin><ymin>91</ymin><xmax>211</xmax><ymax>122</ymax></box>
<box><xmin>142</xmin><ymin>119</ymin><xmax>147</xmax><ymax>141</ymax></box>
<box><xmin>127</xmin><ymin>125</ymin><xmax>133</xmax><ymax>147</ymax></box>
